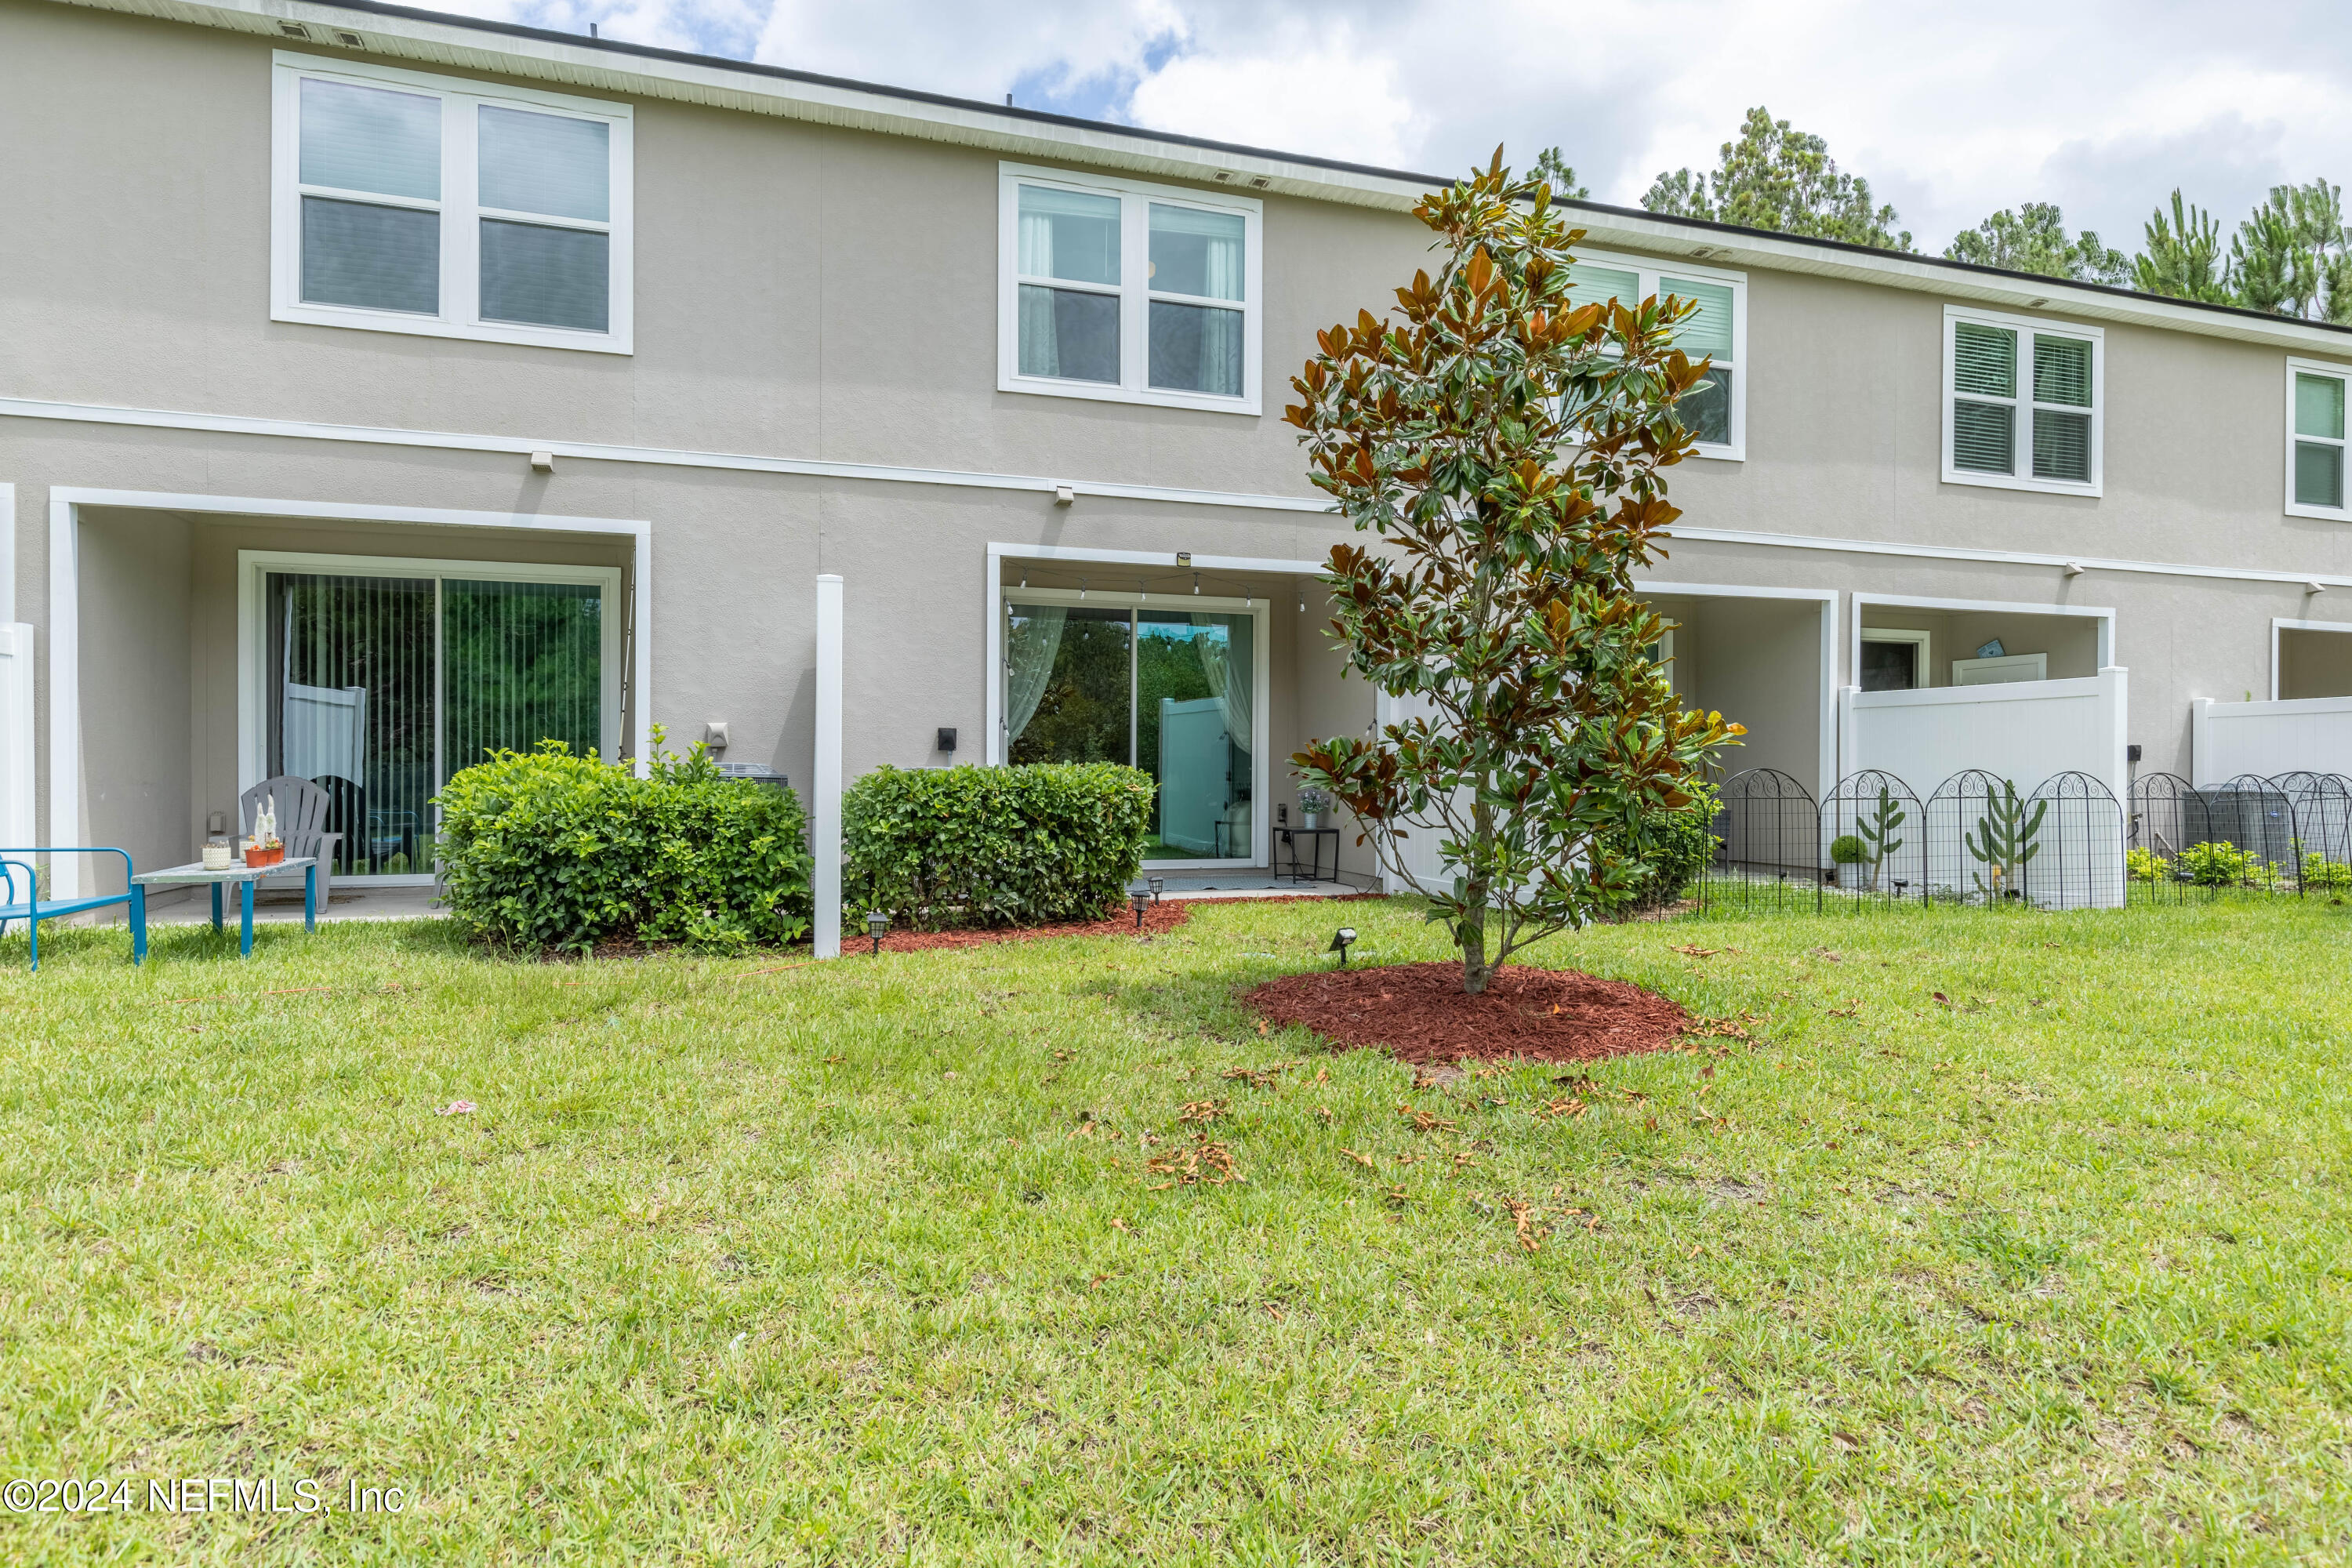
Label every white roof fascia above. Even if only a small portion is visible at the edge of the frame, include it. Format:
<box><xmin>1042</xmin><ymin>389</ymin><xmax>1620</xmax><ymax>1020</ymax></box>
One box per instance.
<box><xmin>38</xmin><ymin>0</ymin><xmax>2352</xmax><ymax>361</ymax></box>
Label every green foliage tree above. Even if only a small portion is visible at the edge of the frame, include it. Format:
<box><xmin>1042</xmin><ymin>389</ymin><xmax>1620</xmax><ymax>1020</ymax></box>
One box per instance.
<box><xmin>2228</xmin><ymin>180</ymin><xmax>2352</xmax><ymax>321</ymax></box>
<box><xmin>2133</xmin><ymin>190</ymin><xmax>2231</xmax><ymax>303</ymax></box>
<box><xmin>1530</xmin><ymin>147</ymin><xmax>1588</xmax><ymax>201</ymax></box>
<box><xmin>1286</xmin><ymin>152</ymin><xmax>1742</xmax><ymax>995</ymax></box>
<box><xmin>1944</xmin><ymin>202</ymin><xmax>2127</xmax><ymax>285</ymax></box>
<box><xmin>1642</xmin><ymin>107</ymin><xmax>1911</xmax><ymax>251</ymax></box>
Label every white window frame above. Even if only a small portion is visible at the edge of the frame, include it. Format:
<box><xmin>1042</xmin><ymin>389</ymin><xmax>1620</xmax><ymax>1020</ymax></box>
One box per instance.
<box><xmin>1858</xmin><ymin>626</ymin><xmax>1931</xmax><ymax>690</ymax></box>
<box><xmin>237</xmin><ymin>549</ymin><xmax>626</xmax><ymax>884</ymax></box>
<box><xmin>1570</xmin><ymin>248</ymin><xmax>1748</xmax><ymax>462</ymax></box>
<box><xmin>270</xmin><ymin>52</ymin><xmax>634</xmax><ymax>354</ymax></box>
<box><xmin>996</xmin><ymin>585</ymin><xmax>1270</xmax><ymax>869</ymax></box>
<box><xmin>2285</xmin><ymin>358</ymin><xmax>2352</xmax><ymax>521</ymax></box>
<box><xmin>996</xmin><ymin>163</ymin><xmax>1263</xmax><ymax>416</ymax></box>
<box><xmin>1941</xmin><ymin>305</ymin><xmax>2102</xmax><ymax>497</ymax></box>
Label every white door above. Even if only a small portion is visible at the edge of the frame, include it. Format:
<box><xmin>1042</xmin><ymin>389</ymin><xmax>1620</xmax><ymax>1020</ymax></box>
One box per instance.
<box><xmin>0</xmin><ymin>624</ymin><xmax>31</xmax><ymax>854</ymax></box>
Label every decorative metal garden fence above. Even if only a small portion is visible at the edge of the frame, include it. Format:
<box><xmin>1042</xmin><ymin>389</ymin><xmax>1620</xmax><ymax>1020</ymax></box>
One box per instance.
<box><xmin>2125</xmin><ymin>769</ymin><xmax>2352</xmax><ymax>899</ymax></box>
<box><xmin>1700</xmin><ymin>766</ymin><xmax>2126</xmax><ymax>913</ymax></box>
<box><xmin>1704</xmin><ymin>767</ymin><xmax>1821</xmax><ymax>912</ymax></box>
<box><xmin>1818</xmin><ymin>769</ymin><xmax>1924</xmax><ymax>906</ymax></box>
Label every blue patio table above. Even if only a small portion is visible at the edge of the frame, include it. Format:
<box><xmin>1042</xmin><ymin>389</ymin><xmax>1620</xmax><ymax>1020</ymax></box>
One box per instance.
<box><xmin>134</xmin><ymin>858</ymin><xmax>318</xmax><ymax>958</ymax></box>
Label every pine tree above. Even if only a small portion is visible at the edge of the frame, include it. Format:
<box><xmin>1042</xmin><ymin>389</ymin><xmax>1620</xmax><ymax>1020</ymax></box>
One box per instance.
<box><xmin>1944</xmin><ymin>202</ymin><xmax>2127</xmax><ymax>285</ymax></box>
<box><xmin>1530</xmin><ymin>147</ymin><xmax>1588</xmax><ymax>201</ymax></box>
<box><xmin>1641</xmin><ymin>107</ymin><xmax>1911</xmax><ymax>252</ymax></box>
<box><xmin>2132</xmin><ymin>191</ymin><xmax>2231</xmax><ymax>304</ymax></box>
<box><xmin>2227</xmin><ymin>181</ymin><xmax>2349</xmax><ymax>319</ymax></box>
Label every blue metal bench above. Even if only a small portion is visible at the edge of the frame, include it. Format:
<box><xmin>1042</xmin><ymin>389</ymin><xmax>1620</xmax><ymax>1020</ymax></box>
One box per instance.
<box><xmin>0</xmin><ymin>848</ymin><xmax>148</xmax><ymax>972</ymax></box>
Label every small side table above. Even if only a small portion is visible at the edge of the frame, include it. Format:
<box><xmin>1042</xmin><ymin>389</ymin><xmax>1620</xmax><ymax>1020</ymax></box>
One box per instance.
<box><xmin>1276</xmin><ymin>826</ymin><xmax>1339</xmax><ymax>885</ymax></box>
<box><xmin>133</xmin><ymin>858</ymin><xmax>318</xmax><ymax>958</ymax></box>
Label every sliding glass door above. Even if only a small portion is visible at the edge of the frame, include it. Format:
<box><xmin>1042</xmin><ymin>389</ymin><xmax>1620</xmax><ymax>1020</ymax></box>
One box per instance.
<box><xmin>248</xmin><ymin>553</ymin><xmax>621</xmax><ymax>881</ymax></box>
<box><xmin>1004</xmin><ymin>590</ymin><xmax>1261</xmax><ymax>865</ymax></box>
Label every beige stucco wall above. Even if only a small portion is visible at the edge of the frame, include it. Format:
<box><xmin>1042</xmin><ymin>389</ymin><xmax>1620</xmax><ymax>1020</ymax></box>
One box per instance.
<box><xmin>8</xmin><ymin>0</ymin><xmax>2352</xmax><ymax>875</ymax></box>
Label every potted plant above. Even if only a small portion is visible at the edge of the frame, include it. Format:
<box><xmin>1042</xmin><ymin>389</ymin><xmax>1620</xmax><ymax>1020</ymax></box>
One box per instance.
<box><xmin>1830</xmin><ymin>833</ymin><xmax>1867</xmax><ymax>889</ymax></box>
<box><xmin>246</xmin><ymin>804</ymin><xmax>285</xmax><ymax>869</ymax></box>
<box><xmin>1297</xmin><ymin>786</ymin><xmax>1333</xmax><ymax>830</ymax></box>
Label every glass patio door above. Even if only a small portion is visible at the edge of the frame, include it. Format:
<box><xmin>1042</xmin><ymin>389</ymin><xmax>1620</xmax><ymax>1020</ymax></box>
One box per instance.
<box><xmin>263</xmin><ymin>566</ymin><xmax>610</xmax><ymax>880</ymax></box>
<box><xmin>1004</xmin><ymin>592</ymin><xmax>1258</xmax><ymax>864</ymax></box>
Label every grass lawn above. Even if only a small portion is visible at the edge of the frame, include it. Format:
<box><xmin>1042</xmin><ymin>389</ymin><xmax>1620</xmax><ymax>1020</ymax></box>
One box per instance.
<box><xmin>3</xmin><ymin>896</ymin><xmax>2350</xmax><ymax>1563</ymax></box>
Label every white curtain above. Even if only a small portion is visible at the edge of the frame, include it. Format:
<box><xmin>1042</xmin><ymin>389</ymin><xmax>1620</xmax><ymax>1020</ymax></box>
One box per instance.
<box><xmin>1005</xmin><ymin>604</ymin><xmax>1066</xmax><ymax>747</ymax></box>
<box><xmin>1017</xmin><ymin>212</ymin><xmax>1058</xmax><ymax>376</ymax></box>
<box><xmin>1191</xmin><ymin>613</ymin><xmax>1253</xmax><ymax>757</ymax></box>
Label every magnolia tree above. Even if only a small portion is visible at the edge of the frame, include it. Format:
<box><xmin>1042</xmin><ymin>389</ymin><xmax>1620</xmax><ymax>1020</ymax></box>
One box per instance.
<box><xmin>1287</xmin><ymin>152</ymin><xmax>1742</xmax><ymax>995</ymax></box>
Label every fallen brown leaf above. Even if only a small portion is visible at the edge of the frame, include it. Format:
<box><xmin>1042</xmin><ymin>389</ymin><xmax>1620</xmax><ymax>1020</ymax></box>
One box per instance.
<box><xmin>1339</xmin><ymin>1148</ymin><xmax>1376</xmax><ymax>1170</ymax></box>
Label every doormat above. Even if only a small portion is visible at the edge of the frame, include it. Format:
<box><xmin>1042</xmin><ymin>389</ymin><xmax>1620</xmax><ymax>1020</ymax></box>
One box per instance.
<box><xmin>1245</xmin><ymin>961</ymin><xmax>1690</xmax><ymax>1065</ymax></box>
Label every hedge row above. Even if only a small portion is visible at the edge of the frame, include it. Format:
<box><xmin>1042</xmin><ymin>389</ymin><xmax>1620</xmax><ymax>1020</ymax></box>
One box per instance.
<box><xmin>434</xmin><ymin>742</ymin><xmax>812</xmax><ymax>953</ymax></box>
<box><xmin>844</xmin><ymin>763</ymin><xmax>1152</xmax><ymax>929</ymax></box>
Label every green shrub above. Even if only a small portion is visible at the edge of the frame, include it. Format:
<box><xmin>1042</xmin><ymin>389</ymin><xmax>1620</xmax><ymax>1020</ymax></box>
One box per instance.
<box><xmin>845</xmin><ymin>763</ymin><xmax>1152</xmax><ymax>929</ymax></box>
<box><xmin>1829</xmin><ymin>833</ymin><xmax>1867</xmax><ymax>866</ymax></box>
<box><xmin>434</xmin><ymin>741</ymin><xmax>812</xmax><ymax>953</ymax></box>
<box><xmin>2126</xmin><ymin>846</ymin><xmax>2171</xmax><ymax>884</ymax></box>
<box><xmin>2300</xmin><ymin>852</ymin><xmax>2352</xmax><ymax>890</ymax></box>
<box><xmin>2177</xmin><ymin>840</ymin><xmax>2262</xmax><ymax>887</ymax></box>
<box><xmin>1602</xmin><ymin>782</ymin><xmax>1719</xmax><ymax>913</ymax></box>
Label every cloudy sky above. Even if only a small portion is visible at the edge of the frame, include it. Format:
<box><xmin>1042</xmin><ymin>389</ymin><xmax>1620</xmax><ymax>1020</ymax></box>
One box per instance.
<box><xmin>437</xmin><ymin>0</ymin><xmax>2352</xmax><ymax>255</ymax></box>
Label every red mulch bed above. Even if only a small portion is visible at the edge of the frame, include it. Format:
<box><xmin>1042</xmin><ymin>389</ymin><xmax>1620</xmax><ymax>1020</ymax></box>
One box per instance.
<box><xmin>870</xmin><ymin>898</ymin><xmax>1194</xmax><ymax>951</ymax></box>
<box><xmin>868</xmin><ymin>892</ymin><xmax>1380</xmax><ymax>951</ymax></box>
<box><xmin>1246</xmin><ymin>960</ymin><xmax>1692</xmax><ymax>1065</ymax></box>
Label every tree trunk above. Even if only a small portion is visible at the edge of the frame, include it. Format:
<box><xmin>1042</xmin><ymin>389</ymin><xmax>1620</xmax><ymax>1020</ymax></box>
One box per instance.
<box><xmin>1461</xmin><ymin>799</ymin><xmax>1494</xmax><ymax>993</ymax></box>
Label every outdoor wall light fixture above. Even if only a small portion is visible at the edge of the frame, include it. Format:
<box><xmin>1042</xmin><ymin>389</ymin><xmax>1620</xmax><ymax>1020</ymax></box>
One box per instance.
<box><xmin>866</xmin><ymin>910</ymin><xmax>888</xmax><ymax>955</ymax></box>
<box><xmin>1130</xmin><ymin>886</ymin><xmax>1152</xmax><ymax>928</ymax></box>
<box><xmin>1146</xmin><ymin>874</ymin><xmax>1163</xmax><ymax>903</ymax></box>
<box><xmin>1192</xmin><ymin>573</ymin><xmax>1201</xmax><ymax>595</ymax></box>
<box><xmin>1328</xmin><ymin>926</ymin><xmax>1357</xmax><ymax>967</ymax></box>
<box><xmin>1079</xmin><ymin>578</ymin><xmax>1087</xmax><ymax>600</ymax></box>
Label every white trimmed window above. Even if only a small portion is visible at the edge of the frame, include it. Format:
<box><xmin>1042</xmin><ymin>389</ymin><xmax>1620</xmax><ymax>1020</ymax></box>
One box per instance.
<box><xmin>2287</xmin><ymin>359</ymin><xmax>2351</xmax><ymax>518</ymax></box>
<box><xmin>271</xmin><ymin>53</ymin><xmax>633</xmax><ymax>353</ymax></box>
<box><xmin>998</xmin><ymin>164</ymin><xmax>1262</xmax><ymax>414</ymax></box>
<box><xmin>1942</xmin><ymin>307</ymin><xmax>2100</xmax><ymax>495</ymax></box>
<box><xmin>1565</xmin><ymin>250</ymin><xmax>1747</xmax><ymax>459</ymax></box>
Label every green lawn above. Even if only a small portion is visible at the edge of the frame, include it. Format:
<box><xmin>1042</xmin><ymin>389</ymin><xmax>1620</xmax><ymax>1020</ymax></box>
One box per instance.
<box><xmin>3</xmin><ymin>897</ymin><xmax>2349</xmax><ymax>1563</ymax></box>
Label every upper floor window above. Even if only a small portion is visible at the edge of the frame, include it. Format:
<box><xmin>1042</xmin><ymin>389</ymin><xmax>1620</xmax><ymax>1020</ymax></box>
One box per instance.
<box><xmin>1942</xmin><ymin>307</ymin><xmax>2100</xmax><ymax>495</ymax></box>
<box><xmin>1564</xmin><ymin>252</ymin><xmax>1746</xmax><ymax>459</ymax></box>
<box><xmin>271</xmin><ymin>54</ymin><xmax>633</xmax><ymax>353</ymax></box>
<box><xmin>2287</xmin><ymin>360</ymin><xmax>2350</xmax><ymax>518</ymax></box>
<box><xmin>998</xmin><ymin>165</ymin><xmax>1261</xmax><ymax>414</ymax></box>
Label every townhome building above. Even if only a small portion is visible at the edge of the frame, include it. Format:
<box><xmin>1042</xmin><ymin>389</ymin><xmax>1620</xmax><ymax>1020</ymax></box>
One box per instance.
<box><xmin>8</xmin><ymin>0</ymin><xmax>2352</xmax><ymax>909</ymax></box>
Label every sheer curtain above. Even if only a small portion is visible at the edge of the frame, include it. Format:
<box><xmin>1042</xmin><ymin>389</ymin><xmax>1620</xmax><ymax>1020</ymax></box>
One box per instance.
<box><xmin>1005</xmin><ymin>605</ymin><xmax>1067</xmax><ymax>747</ymax></box>
<box><xmin>1190</xmin><ymin>614</ymin><xmax>1252</xmax><ymax>757</ymax></box>
<box><xmin>1017</xmin><ymin>205</ymin><xmax>1059</xmax><ymax>377</ymax></box>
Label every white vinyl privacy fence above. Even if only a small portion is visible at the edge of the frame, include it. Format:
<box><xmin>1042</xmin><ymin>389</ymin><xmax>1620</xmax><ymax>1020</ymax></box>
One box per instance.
<box><xmin>2191</xmin><ymin>695</ymin><xmax>2352</xmax><ymax>782</ymax></box>
<box><xmin>1838</xmin><ymin>669</ymin><xmax>2130</xmax><ymax>807</ymax></box>
<box><xmin>0</xmin><ymin>624</ymin><xmax>31</xmax><ymax>855</ymax></box>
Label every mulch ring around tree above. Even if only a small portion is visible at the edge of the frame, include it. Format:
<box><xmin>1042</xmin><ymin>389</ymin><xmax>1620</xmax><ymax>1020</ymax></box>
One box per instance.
<box><xmin>1245</xmin><ymin>961</ymin><xmax>1693</xmax><ymax>1065</ymax></box>
<box><xmin>866</xmin><ymin>891</ymin><xmax>1384</xmax><ymax>952</ymax></box>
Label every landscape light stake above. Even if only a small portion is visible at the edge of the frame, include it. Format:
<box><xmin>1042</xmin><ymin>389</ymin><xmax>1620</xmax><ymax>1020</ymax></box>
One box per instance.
<box><xmin>866</xmin><ymin>910</ymin><xmax>887</xmax><ymax>956</ymax></box>
<box><xmin>1131</xmin><ymin>887</ymin><xmax>1151</xmax><ymax>929</ymax></box>
<box><xmin>1146</xmin><ymin>874</ymin><xmax>1163</xmax><ymax>904</ymax></box>
<box><xmin>1328</xmin><ymin>926</ymin><xmax>1357</xmax><ymax>967</ymax></box>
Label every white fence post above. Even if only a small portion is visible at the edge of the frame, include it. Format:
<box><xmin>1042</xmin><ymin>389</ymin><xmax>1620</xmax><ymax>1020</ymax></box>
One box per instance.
<box><xmin>812</xmin><ymin>574</ymin><xmax>843</xmax><ymax>960</ymax></box>
<box><xmin>0</xmin><ymin>623</ymin><xmax>31</xmax><ymax>854</ymax></box>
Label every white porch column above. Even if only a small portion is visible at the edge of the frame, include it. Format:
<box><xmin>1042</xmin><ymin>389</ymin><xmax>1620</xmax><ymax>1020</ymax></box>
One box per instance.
<box><xmin>812</xmin><ymin>573</ymin><xmax>843</xmax><ymax>959</ymax></box>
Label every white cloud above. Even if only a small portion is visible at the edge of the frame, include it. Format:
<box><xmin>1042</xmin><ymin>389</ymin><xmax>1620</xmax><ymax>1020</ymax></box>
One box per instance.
<box><xmin>428</xmin><ymin>0</ymin><xmax>2352</xmax><ymax>252</ymax></box>
<box><xmin>1123</xmin><ymin>20</ymin><xmax>1422</xmax><ymax>169</ymax></box>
